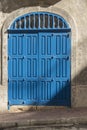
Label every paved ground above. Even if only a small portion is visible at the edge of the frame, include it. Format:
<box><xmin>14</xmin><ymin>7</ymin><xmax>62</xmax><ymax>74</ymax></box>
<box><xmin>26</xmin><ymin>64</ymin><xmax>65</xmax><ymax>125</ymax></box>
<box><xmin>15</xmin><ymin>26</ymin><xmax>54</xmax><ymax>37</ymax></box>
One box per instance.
<box><xmin>0</xmin><ymin>107</ymin><xmax>87</xmax><ymax>122</ymax></box>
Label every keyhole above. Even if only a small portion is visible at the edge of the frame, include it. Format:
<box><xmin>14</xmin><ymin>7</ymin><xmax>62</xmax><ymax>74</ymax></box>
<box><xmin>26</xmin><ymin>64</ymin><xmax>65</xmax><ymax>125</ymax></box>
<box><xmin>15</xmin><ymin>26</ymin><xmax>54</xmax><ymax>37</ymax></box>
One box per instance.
<box><xmin>51</xmin><ymin>79</ymin><xmax>54</xmax><ymax>82</ymax></box>
<box><xmin>23</xmin><ymin>79</ymin><xmax>24</xmax><ymax>82</ymax></box>
<box><xmin>22</xmin><ymin>57</ymin><xmax>24</xmax><ymax>59</ymax></box>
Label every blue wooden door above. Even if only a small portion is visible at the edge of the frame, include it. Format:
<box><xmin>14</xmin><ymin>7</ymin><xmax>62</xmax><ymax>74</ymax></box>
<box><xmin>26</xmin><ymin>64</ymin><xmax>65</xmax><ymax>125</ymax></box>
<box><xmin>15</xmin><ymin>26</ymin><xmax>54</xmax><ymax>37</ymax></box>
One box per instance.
<box><xmin>39</xmin><ymin>32</ymin><xmax>70</xmax><ymax>106</ymax></box>
<box><xmin>8</xmin><ymin>34</ymin><xmax>25</xmax><ymax>105</ymax></box>
<box><xmin>8</xmin><ymin>32</ymin><xmax>70</xmax><ymax>106</ymax></box>
<box><xmin>8</xmin><ymin>33</ymin><xmax>39</xmax><ymax>105</ymax></box>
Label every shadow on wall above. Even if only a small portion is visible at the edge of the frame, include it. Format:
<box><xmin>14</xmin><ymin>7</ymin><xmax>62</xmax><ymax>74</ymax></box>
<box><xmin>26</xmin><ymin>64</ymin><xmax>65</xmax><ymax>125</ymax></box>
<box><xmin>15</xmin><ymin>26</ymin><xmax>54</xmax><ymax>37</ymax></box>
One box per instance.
<box><xmin>46</xmin><ymin>66</ymin><xmax>87</xmax><ymax>107</ymax></box>
<box><xmin>0</xmin><ymin>0</ymin><xmax>61</xmax><ymax>13</ymax></box>
<box><xmin>76</xmin><ymin>67</ymin><xmax>87</xmax><ymax>85</ymax></box>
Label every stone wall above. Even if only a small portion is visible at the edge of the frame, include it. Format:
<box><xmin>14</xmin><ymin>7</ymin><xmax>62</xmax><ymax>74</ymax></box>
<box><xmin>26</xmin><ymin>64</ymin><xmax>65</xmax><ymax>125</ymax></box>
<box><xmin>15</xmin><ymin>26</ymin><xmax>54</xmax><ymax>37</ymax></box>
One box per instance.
<box><xmin>0</xmin><ymin>0</ymin><xmax>87</xmax><ymax>111</ymax></box>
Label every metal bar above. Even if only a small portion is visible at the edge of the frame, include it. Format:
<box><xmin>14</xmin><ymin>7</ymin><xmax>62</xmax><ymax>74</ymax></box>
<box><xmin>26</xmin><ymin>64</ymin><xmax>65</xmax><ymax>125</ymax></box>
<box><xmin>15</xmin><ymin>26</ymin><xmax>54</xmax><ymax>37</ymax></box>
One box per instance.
<box><xmin>62</xmin><ymin>19</ymin><xmax>64</xmax><ymax>28</ymax></box>
<box><xmin>39</xmin><ymin>14</ymin><xmax>40</xmax><ymax>29</ymax></box>
<box><xmin>24</xmin><ymin>16</ymin><xmax>26</xmax><ymax>29</ymax></box>
<box><xmin>19</xmin><ymin>19</ymin><xmax>21</xmax><ymax>29</ymax></box>
<box><xmin>34</xmin><ymin>14</ymin><xmax>35</xmax><ymax>29</ymax></box>
<box><xmin>29</xmin><ymin>15</ymin><xmax>30</xmax><ymax>29</ymax></box>
<box><xmin>52</xmin><ymin>15</ymin><xmax>54</xmax><ymax>28</ymax></box>
<box><xmin>43</xmin><ymin>14</ymin><xmax>45</xmax><ymax>28</ymax></box>
<box><xmin>57</xmin><ymin>16</ymin><xmax>59</xmax><ymax>28</ymax></box>
<box><xmin>7</xmin><ymin>28</ymin><xmax>71</xmax><ymax>33</ymax></box>
<box><xmin>48</xmin><ymin>15</ymin><xmax>50</xmax><ymax>28</ymax></box>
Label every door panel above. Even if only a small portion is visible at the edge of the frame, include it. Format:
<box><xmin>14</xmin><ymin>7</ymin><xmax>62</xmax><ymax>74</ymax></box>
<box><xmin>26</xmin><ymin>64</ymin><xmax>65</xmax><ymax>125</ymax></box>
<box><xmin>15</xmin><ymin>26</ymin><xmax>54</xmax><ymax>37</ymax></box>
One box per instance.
<box><xmin>39</xmin><ymin>33</ymin><xmax>54</xmax><ymax>105</ymax></box>
<box><xmin>8</xmin><ymin>34</ymin><xmax>39</xmax><ymax>105</ymax></box>
<box><xmin>39</xmin><ymin>33</ymin><xmax>70</xmax><ymax>106</ymax></box>
<box><xmin>25</xmin><ymin>34</ymin><xmax>38</xmax><ymax>104</ymax></box>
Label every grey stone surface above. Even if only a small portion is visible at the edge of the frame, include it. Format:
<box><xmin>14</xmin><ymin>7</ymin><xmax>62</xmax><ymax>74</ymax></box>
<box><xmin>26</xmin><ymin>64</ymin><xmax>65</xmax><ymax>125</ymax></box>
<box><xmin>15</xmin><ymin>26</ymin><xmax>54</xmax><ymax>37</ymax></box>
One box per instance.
<box><xmin>0</xmin><ymin>119</ymin><xmax>87</xmax><ymax>130</ymax></box>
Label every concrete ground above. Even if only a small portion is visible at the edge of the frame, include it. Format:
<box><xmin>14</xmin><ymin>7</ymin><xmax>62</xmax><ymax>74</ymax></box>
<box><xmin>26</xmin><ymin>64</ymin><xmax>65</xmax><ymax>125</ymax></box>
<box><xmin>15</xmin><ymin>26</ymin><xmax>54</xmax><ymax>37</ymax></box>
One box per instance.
<box><xmin>0</xmin><ymin>107</ymin><xmax>87</xmax><ymax>129</ymax></box>
<box><xmin>0</xmin><ymin>107</ymin><xmax>87</xmax><ymax>122</ymax></box>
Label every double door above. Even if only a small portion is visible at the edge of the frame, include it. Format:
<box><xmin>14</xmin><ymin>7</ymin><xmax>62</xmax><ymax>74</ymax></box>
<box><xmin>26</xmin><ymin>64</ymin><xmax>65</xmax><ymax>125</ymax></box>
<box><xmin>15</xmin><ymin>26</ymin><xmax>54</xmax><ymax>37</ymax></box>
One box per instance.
<box><xmin>8</xmin><ymin>32</ymin><xmax>71</xmax><ymax>106</ymax></box>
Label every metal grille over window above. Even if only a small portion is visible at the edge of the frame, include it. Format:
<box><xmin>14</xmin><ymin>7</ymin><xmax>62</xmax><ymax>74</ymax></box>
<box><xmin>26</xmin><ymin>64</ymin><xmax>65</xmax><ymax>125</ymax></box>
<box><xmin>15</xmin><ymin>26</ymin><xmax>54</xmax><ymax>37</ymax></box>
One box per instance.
<box><xmin>10</xmin><ymin>12</ymin><xmax>69</xmax><ymax>30</ymax></box>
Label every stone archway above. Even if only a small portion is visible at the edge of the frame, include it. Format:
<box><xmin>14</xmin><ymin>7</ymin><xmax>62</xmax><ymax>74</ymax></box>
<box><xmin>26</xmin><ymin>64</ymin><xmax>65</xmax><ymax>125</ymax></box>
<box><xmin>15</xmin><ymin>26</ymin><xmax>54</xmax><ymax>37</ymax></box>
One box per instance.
<box><xmin>1</xmin><ymin>7</ymin><xmax>77</xmax><ymax>110</ymax></box>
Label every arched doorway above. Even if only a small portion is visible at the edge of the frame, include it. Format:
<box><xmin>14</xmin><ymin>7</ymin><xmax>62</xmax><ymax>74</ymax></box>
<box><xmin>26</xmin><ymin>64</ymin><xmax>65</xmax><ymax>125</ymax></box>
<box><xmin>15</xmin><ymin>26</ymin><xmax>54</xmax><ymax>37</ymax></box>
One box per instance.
<box><xmin>8</xmin><ymin>12</ymin><xmax>71</xmax><ymax>108</ymax></box>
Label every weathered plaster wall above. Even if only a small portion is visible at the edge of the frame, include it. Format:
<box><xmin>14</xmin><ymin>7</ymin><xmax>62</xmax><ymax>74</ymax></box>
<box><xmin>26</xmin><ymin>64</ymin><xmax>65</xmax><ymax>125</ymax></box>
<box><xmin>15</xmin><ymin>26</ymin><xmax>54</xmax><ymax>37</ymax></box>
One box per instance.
<box><xmin>0</xmin><ymin>0</ymin><xmax>87</xmax><ymax>111</ymax></box>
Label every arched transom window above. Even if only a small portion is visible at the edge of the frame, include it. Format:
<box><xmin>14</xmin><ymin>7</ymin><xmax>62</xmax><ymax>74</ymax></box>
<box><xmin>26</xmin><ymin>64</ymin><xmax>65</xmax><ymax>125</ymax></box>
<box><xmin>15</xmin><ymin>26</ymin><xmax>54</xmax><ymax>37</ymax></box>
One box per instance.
<box><xmin>9</xmin><ymin>12</ymin><xmax>70</xmax><ymax>30</ymax></box>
